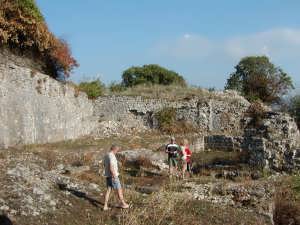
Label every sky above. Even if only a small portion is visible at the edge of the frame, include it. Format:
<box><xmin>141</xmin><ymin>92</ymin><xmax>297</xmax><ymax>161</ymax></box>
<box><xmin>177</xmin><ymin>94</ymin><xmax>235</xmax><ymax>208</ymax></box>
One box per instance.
<box><xmin>36</xmin><ymin>0</ymin><xmax>300</xmax><ymax>92</ymax></box>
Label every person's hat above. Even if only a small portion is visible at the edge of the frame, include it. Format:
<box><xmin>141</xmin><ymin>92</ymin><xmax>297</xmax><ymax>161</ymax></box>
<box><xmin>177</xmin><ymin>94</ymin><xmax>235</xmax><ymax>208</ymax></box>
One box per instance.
<box><xmin>171</xmin><ymin>136</ymin><xmax>175</xmax><ymax>141</ymax></box>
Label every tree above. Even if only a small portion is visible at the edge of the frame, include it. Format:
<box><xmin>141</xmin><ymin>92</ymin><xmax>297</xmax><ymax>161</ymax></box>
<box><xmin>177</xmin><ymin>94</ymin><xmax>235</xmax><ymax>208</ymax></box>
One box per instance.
<box><xmin>122</xmin><ymin>64</ymin><xmax>186</xmax><ymax>87</ymax></box>
<box><xmin>225</xmin><ymin>56</ymin><xmax>294</xmax><ymax>104</ymax></box>
<box><xmin>289</xmin><ymin>95</ymin><xmax>300</xmax><ymax>128</ymax></box>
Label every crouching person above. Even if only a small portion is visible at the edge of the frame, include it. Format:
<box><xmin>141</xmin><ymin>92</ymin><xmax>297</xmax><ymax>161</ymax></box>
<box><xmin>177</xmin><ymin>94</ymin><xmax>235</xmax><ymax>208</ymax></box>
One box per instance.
<box><xmin>103</xmin><ymin>144</ymin><xmax>129</xmax><ymax>210</ymax></box>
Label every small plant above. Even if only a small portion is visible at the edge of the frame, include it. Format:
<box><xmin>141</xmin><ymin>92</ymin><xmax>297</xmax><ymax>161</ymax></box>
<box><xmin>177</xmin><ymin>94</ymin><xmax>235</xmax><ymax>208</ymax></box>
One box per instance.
<box><xmin>78</xmin><ymin>79</ymin><xmax>105</xmax><ymax>99</ymax></box>
<box><xmin>155</xmin><ymin>107</ymin><xmax>197</xmax><ymax>134</ymax></box>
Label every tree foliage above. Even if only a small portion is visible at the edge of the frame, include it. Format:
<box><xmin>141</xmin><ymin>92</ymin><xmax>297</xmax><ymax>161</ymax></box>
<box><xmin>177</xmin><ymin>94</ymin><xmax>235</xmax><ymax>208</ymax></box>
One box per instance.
<box><xmin>122</xmin><ymin>64</ymin><xmax>186</xmax><ymax>87</ymax></box>
<box><xmin>0</xmin><ymin>0</ymin><xmax>78</xmax><ymax>79</ymax></box>
<box><xmin>225</xmin><ymin>56</ymin><xmax>294</xmax><ymax>104</ymax></box>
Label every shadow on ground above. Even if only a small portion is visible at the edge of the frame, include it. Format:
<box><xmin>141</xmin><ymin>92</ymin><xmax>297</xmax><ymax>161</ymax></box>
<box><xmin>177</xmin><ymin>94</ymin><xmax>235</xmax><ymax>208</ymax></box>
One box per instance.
<box><xmin>57</xmin><ymin>183</ymin><xmax>102</xmax><ymax>208</ymax></box>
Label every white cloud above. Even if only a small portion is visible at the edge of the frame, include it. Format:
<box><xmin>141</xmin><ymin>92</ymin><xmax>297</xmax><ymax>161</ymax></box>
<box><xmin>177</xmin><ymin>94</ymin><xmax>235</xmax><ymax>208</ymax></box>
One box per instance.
<box><xmin>153</xmin><ymin>28</ymin><xmax>300</xmax><ymax>62</ymax></box>
<box><xmin>224</xmin><ymin>28</ymin><xmax>300</xmax><ymax>60</ymax></box>
<box><xmin>150</xmin><ymin>28</ymin><xmax>300</xmax><ymax>89</ymax></box>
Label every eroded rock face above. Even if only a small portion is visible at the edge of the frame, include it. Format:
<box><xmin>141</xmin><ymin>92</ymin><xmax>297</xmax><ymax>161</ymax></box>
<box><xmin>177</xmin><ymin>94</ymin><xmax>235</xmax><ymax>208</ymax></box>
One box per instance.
<box><xmin>0</xmin><ymin>62</ymin><xmax>96</xmax><ymax>148</ymax></box>
<box><xmin>93</xmin><ymin>94</ymin><xmax>250</xmax><ymax>136</ymax></box>
<box><xmin>242</xmin><ymin>112</ymin><xmax>300</xmax><ymax>171</ymax></box>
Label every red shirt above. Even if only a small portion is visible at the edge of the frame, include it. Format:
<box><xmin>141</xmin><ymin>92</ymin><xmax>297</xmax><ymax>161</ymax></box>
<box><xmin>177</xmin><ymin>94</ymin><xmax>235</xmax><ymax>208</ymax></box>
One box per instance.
<box><xmin>184</xmin><ymin>148</ymin><xmax>192</xmax><ymax>163</ymax></box>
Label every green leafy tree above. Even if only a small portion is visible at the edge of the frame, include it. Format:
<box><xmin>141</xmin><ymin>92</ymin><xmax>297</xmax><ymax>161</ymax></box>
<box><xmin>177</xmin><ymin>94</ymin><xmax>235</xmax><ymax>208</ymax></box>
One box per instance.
<box><xmin>78</xmin><ymin>79</ymin><xmax>105</xmax><ymax>99</ymax></box>
<box><xmin>289</xmin><ymin>95</ymin><xmax>300</xmax><ymax>128</ymax></box>
<box><xmin>122</xmin><ymin>64</ymin><xmax>186</xmax><ymax>87</ymax></box>
<box><xmin>225</xmin><ymin>56</ymin><xmax>294</xmax><ymax>103</ymax></box>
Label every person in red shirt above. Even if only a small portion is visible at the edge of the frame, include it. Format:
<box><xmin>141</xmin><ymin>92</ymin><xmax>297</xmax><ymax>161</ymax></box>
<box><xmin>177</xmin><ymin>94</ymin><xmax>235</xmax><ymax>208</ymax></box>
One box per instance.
<box><xmin>180</xmin><ymin>139</ymin><xmax>192</xmax><ymax>179</ymax></box>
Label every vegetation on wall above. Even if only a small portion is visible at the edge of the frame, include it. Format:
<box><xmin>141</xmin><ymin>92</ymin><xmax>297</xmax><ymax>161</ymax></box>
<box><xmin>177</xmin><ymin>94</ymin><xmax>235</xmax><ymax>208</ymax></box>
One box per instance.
<box><xmin>122</xmin><ymin>64</ymin><xmax>186</xmax><ymax>87</ymax></box>
<box><xmin>225</xmin><ymin>56</ymin><xmax>294</xmax><ymax>104</ymax></box>
<box><xmin>0</xmin><ymin>0</ymin><xmax>78</xmax><ymax>79</ymax></box>
<box><xmin>244</xmin><ymin>100</ymin><xmax>267</xmax><ymax>128</ymax></box>
<box><xmin>78</xmin><ymin>79</ymin><xmax>105</xmax><ymax>99</ymax></box>
<box><xmin>155</xmin><ymin>107</ymin><xmax>196</xmax><ymax>134</ymax></box>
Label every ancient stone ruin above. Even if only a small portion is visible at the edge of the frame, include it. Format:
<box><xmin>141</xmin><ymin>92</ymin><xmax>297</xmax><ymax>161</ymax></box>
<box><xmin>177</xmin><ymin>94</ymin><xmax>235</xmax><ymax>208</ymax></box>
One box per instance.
<box><xmin>0</xmin><ymin>49</ymin><xmax>300</xmax><ymax>172</ymax></box>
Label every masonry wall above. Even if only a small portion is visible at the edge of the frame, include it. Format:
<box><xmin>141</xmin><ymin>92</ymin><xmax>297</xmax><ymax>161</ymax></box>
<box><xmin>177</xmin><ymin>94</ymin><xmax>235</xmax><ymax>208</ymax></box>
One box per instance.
<box><xmin>0</xmin><ymin>61</ymin><xmax>95</xmax><ymax>148</ymax></box>
<box><xmin>93</xmin><ymin>94</ymin><xmax>250</xmax><ymax>136</ymax></box>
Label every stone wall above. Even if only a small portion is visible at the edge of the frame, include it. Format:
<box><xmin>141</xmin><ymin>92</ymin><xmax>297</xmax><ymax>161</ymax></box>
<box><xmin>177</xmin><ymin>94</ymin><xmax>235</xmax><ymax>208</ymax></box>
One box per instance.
<box><xmin>93</xmin><ymin>94</ymin><xmax>250</xmax><ymax>137</ymax></box>
<box><xmin>0</xmin><ymin>48</ymin><xmax>45</xmax><ymax>74</ymax></box>
<box><xmin>204</xmin><ymin>135</ymin><xmax>243</xmax><ymax>151</ymax></box>
<box><xmin>0</xmin><ymin>62</ymin><xmax>96</xmax><ymax>148</ymax></box>
<box><xmin>242</xmin><ymin>112</ymin><xmax>300</xmax><ymax>171</ymax></box>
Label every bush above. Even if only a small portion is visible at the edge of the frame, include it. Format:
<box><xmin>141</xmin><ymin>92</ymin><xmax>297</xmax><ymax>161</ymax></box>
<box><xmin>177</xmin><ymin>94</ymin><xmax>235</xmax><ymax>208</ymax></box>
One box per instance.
<box><xmin>245</xmin><ymin>100</ymin><xmax>267</xmax><ymax>128</ymax></box>
<box><xmin>122</xmin><ymin>64</ymin><xmax>186</xmax><ymax>87</ymax></box>
<box><xmin>155</xmin><ymin>107</ymin><xmax>196</xmax><ymax>134</ymax></box>
<box><xmin>78</xmin><ymin>79</ymin><xmax>105</xmax><ymax>99</ymax></box>
<box><xmin>109</xmin><ymin>82</ymin><xmax>126</xmax><ymax>93</ymax></box>
<box><xmin>0</xmin><ymin>0</ymin><xmax>78</xmax><ymax>79</ymax></box>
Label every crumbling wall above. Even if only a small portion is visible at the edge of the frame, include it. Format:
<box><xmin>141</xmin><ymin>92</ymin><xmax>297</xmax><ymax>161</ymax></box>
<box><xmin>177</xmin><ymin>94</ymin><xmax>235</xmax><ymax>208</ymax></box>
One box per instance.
<box><xmin>0</xmin><ymin>61</ymin><xmax>96</xmax><ymax>148</ymax></box>
<box><xmin>93</xmin><ymin>94</ymin><xmax>250</xmax><ymax>137</ymax></box>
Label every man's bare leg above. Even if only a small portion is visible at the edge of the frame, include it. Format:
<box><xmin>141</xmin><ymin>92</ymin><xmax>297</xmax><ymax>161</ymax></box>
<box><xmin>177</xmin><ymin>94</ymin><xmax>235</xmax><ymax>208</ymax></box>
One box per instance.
<box><xmin>116</xmin><ymin>188</ymin><xmax>129</xmax><ymax>208</ymax></box>
<box><xmin>103</xmin><ymin>187</ymin><xmax>112</xmax><ymax>210</ymax></box>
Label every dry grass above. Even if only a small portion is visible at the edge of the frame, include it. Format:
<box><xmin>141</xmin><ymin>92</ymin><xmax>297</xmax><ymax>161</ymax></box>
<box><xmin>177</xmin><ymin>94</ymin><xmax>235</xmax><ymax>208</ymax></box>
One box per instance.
<box><xmin>106</xmin><ymin>84</ymin><xmax>240</xmax><ymax>102</ymax></box>
<box><xmin>273</xmin><ymin>175</ymin><xmax>300</xmax><ymax>225</ymax></box>
<box><xmin>119</xmin><ymin>191</ymin><xmax>269</xmax><ymax>225</ymax></box>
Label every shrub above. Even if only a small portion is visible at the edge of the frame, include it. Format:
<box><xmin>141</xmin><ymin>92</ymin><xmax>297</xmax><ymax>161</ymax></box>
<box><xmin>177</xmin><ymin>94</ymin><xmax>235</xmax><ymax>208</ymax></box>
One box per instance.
<box><xmin>109</xmin><ymin>81</ymin><xmax>126</xmax><ymax>93</ymax></box>
<box><xmin>122</xmin><ymin>64</ymin><xmax>186</xmax><ymax>87</ymax></box>
<box><xmin>0</xmin><ymin>0</ymin><xmax>78</xmax><ymax>79</ymax></box>
<box><xmin>78</xmin><ymin>79</ymin><xmax>105</xmax><ymax>99</ymax></box>
<box><xmin>245</xmin><ymin>100</ymin><xmax>267</xmax><ymax>128</ymax></box>
<box><xmin>155</xmin><ymin>107</ymin><xmax>197</xmax><ymax>134</ymax></box>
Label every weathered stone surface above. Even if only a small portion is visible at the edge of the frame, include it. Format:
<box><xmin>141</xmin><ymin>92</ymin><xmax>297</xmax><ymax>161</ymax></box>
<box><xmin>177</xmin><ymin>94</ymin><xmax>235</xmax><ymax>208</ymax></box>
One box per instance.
<box><xmin>242</xmin><ymin>112</ymin><xmax>300</xmax><ymax>171</ymax></box>
<box><xmin>93</xmin><ymin>94</ymin><xmax>250</xmax><ymax>136</ymax></box>
<box><xmin>1</xmin><ymin>151</ymin><xmax>100</xmax><ymax>219</ymax></box>
<box><xmin>204</xmin><ymin>135</ymin><xmax>243</xmax><ymax>151</ymax></box>
<box><xmin>0</xmin><ymin>63</ymin><xmax>96</xmax><ymax>148</ymax></box>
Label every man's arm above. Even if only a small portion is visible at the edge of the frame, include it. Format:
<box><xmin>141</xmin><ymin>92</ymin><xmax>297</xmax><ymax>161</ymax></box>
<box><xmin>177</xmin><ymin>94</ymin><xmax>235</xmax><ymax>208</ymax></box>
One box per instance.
<box><xmin>109</xmin><ymin>163</ymin><xmax>117</xmax><ymax>178</ymax></box>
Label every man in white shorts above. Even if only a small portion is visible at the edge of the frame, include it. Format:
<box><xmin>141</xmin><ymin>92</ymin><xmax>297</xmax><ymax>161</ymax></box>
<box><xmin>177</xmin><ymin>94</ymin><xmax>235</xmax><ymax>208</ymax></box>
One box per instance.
<box><xmin>103</xmin><ymin>144</ymin><xmax>129</xmax><ymax>210</ymax></box>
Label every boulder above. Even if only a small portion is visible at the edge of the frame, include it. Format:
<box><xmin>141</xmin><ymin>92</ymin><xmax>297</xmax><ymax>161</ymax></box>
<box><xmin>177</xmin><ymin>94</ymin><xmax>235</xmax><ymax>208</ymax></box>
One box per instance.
<box><xmin>117</xmin><ymin>149</ymin><xmax>168</xmax><ymax>171</ymax></box>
